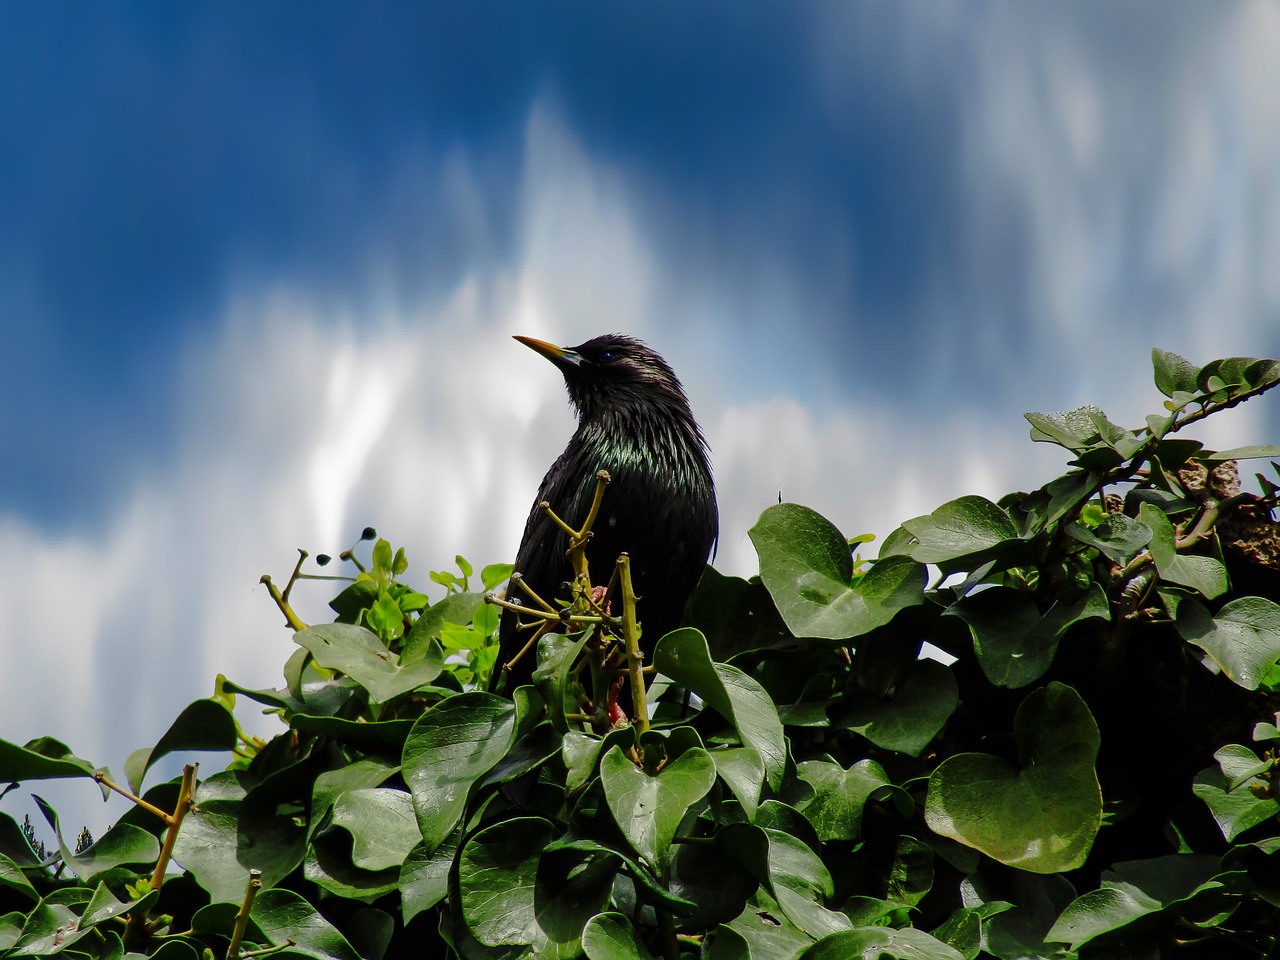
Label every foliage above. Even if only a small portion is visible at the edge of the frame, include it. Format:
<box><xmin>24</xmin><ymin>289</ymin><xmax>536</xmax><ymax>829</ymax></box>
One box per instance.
<box><xmin>2</xmin><ymin>348</ymin><xmax>1280</xmax><ymax>959</ymax></box>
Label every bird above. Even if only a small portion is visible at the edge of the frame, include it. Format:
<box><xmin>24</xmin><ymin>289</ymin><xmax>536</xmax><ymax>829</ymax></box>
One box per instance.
<box><xmin>490</xmin><ymin>333</ymin><xmax>718</xmax><ymax>706</ymax></box>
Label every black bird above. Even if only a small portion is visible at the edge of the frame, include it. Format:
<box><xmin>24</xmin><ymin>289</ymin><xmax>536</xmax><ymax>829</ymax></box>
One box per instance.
<box><xmin>491</xmin><ymin>333</ymin><xmax>718</xmax><ymax>700</ymax></box>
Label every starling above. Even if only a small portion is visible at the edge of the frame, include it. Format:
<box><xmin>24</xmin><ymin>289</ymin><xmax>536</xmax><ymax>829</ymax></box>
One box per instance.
<box><xmin>491</xmin><ymin>333</ymin><xmax>718</xmax><ymax>699</ymax></box>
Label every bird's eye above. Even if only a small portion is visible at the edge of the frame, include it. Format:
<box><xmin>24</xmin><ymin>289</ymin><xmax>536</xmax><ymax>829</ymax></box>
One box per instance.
<box><xmin>597</xmin><ymin>350</ymin><xmax>619</xmax><ymax>363</ymax></box>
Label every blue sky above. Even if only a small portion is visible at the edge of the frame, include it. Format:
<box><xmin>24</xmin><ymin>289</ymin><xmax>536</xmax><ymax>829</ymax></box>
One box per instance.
<box><xmin>3</xmin><ymin>1</ymin><xmax>1279</xmax><ymax>833</ymax></box>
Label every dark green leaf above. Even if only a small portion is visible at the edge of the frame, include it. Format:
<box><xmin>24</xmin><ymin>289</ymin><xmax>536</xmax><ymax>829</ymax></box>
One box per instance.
<box><xmin>796</xmin><ymin>926</ymin><xmax>964</xmax><ymax>960</ymax></box>
<box><xmin>1047</xmin><ymin>854</ymin><xmax>1224</xmax><ymax>950</ymax></box>
<box><xmin>124</xmin><ymin>698</ymin><xmax>239</xmax><ymax>794</ymax></box>
<box><xmin>582</xmin><ymin>912</ymin><xmax>656</xmax><ymax>960</ymax></box>
<box><xmin>837</xmin><ymin>658</ymin><xmax>958</xmax><ymax>756</ymax></box>
<box><xmin>925</xmin><ymin>683</ymin><xmax>1101</xmax><ymax>873</ymax></box>
<box><xmin>0</xmin><ymin>737</ymin><xmax>97</xmax><ymax>783</ymax></box>
<box><xmin>794</xmin><ymin>759</ymin><xmax>903</xmax><ymax>842</ymax></box>
<box><xmin>902</xmin><ymin>496</ymin><xmax>1020</xmax><ymax>566</ymax></box>
<box><xmin>399</xmin><ymin>829</ymin><xmax>460</xmax><ymax>923</ymax></box>
<box><xmin>1202</xmin><ymin>445</ymin><xmax>1280</xmax><ymax>460</ymax></box>
<box><xmin>1192</xmin><ymin>747</ymin><xmax>1280</xmax><ymax>841</ymax></box>
<box><xmin>1065</xmin><ymin>514</ymin><xmax>1152</xmax><ymax>563</ymax></box>
<box><xmin>402</xmin><ymin>692</ymin><xmax>516</xmax><ymax>852</ymax></box>
<box><xmin>947</xmin><ymin>585</ymin><xmax>1109</xmax><ymax>688</ymax></box>
<box><xmin>1177</xmin><ymin>596</ymin><xmax>1280</xmax><ymax>689</ymax></box>
<box><xmin>331</xmin><ymin>787</ymin><xmax>420</xmax><ymax>871</ymax></box>
<box><xmin>601</xmin><ymin>744</ymin><xmax>715</xmax><ymax>871</ymax></box>
<box><xmin>750</xmin><ymin>504</ymin><xmax>926</xmax><ymax>638</ymax></box>
<box><xmin>654</xmin><ymin>628</ymin><xmax>786</xmax><ymax>790</ymax></box>
<box><xmin>251</xmin><ymin>887</ymin><xmax>361</xmax><ymax>960</ymax></box>
<box><xmin>1138</xmin><ymin>503</ymin><xmax>1228</xmax><ymax>599</ymax></box>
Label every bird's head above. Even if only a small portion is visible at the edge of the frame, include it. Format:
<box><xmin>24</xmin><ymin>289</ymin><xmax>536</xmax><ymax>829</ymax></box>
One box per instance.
<box><xmin>514</xmin><ymin>333</ymin><xmax>690</xmax><ymax>422</ymax></box>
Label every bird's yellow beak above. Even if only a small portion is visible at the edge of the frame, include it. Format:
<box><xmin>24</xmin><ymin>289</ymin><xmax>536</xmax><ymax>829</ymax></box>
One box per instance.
<box><xmin>514</xmin><ymin>335</ymin><xmax>581</xmax><ymax>368</ymax></box>
<box><xmin>513</xmin><ymin>335</ymin><xmax>563</xmax><ymax>359</ymax></box>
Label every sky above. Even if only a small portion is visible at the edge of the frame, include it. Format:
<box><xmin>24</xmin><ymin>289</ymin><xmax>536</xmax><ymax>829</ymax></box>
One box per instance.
<box><xmin>2</xmin><ymin>1</ymin><xmax>1279</xmax><ymax>835</ymax></box>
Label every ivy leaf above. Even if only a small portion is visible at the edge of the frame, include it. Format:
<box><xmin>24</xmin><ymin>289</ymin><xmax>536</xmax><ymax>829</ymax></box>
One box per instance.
<box><xmin>0</xmin><ymin>737</ymin><xmax>98</xmax><ymax>783</ymax></box>
<box><xmin>947</xmin><ymin>585</ymin><xmax>1109</xmax><ymax>688</ymax></box>
<box><xmin>750</xmin><ymin>503</ymin><xmax>925</xmax><ymax>638</ymax></box>
<box><xmin>655</xmin><ymin>629</ymin><xmax>787</xmax><ymax>790</ymax></box>
<box><xmin>402</xmin><ymin>692</ymin><xmax>516</xmax><ymax>853</ymax></box>
<box><xmin>330</xmin><ymin>788</ymin><xmax>420</xmax><ymax>871</ymax></box>
<box><xmin>582</xmin><ymin>912</ymin><xmax>657</xmax><ymax>960</ymax></box>
<box><xmin>1065</xmin><ymin>513</ymin><xmax>1152</xmax><ymax>563</ymax></box>
<box><xmin>124</xmin><ymin>698</ymin><xmax>239</xmax><ymax>794</ymax></box>
<box><xmin>1177</xmin><ymin>596</ymin><xmax>1280</xmax><ymax>690</ymax></box>
<box><xmin>1138</xmin><ymin>503</ymin><xmax>1228</xmax><ymax>599</ymax></box>
<box><xmin>1192</xmin><ymin>745</ymin><xmax>1280</xmax><ymax>841</ymax></box>
<box><xmin>295</xmin><ymin>623</ymin><xmax>443</xmax><ymax>703</ymax></box>
<box><xmin>1047</xmin><ymin>854</ymin><xmax>1228</xmax><ymax>950</ymax></box>
<box><xmin>925</xmin><ymin>683</ymin><xmax>1101</xmax><ymax>873</ymax></box>
<box><xmin>399</xmin><ymin>829</ymin><xmax>460</xmax><ymax>924</ymax></box>
<box><xmin>794</xmin><ymin>759</ymin><xmax>906</xmax><ymax>842</ymax></box>
<box><xmin>601</xmin><ymin>745</ymin><xmax>715</xmax><ymax>872</ymax></box>
<box><xmin>901</xmin><ymin>496</ymin><xmax>1021</xmax><ymax>566</ymax></box>
<box><xmin>251</xmin><ymin>888</ymin><xmax>361</xmax><ymax>960</ymax></box>
<box><xmin>836</xmin><ymin>658</ymin><xmax>958</xmax><ymax>756</ymax></box>
<box><xmin>1152</xmin><ymin>349</ymin><xmax>1200</xmax><ymax>398</ymax></box>
<box><xmin>796</xmin><ymin>926</ymin><xmax>964</xmax><ymax>960</ymax></box>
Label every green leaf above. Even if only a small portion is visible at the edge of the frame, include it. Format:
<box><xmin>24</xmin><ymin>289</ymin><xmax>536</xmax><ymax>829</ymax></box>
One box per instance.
<box><xmin>750</xmin><ymin>504</ymin><xmax>925</xmax><ymax>638</ymax></box>
<box><xmin>717</xmin><ymin>888</ymin><xmax>816</xmax><ymax>960</ymax></box>
<box><xmin>331</xmin><ymin>787</ymin><xmax>421</xmax><ymax>871</ymax></box>
<box><xmin>124</xmin><ymin>698</ymin><xmax>239</xmax><ymax>794</ymax></box>
<box><xmin>654</xmin><ymin>629</ymin><xmax>787</xmax><ymax>790</ymax></box>
<box><xmin>402</xmin><ymin>591</ymin><xmax>485</xmax><ymax>663</ymax></box>
<box><xmin>722</xmin><ymin>823</ymin><xmax>851</xmax><ymax>939</ymax></box>
<box><xmin>295</xmin><ymin>623</ymin><xmax>443</xmax><ymax>702</ymax></box>
<box><xmin>459</xmin><ymin>818</ymin><xmax>612</xmax><ymax>951</ymax></box>
<box><xmin>171</xmin><ymin>773</ymin><xmax>306</xmax><ymax>902</ymax></box>
<box><xmin>1138</xmin><ymin>503</ymin><xmax>1228</xmax><ymax>599</ymax></box>
<box><xmin>1065</xmin><ymin>513</ymin><xmax>1152</xmax><ymax>563</ymax></box>
<box><xmin>307</xmin><ymin>756</ymin><xmax>400</xmax><ymax>845</ymax></box>
<box><xmin>0</xmin><ymin>737</ymin><xmax>97</xmax><ymax>783</ymax></box>
<box><xmin>399</xmin><ymin>829</ymin><xmax>460</xmax><ymax>923</ymax></box>
<box><xmin>251</xmin><ymin>887</ymin><xmax>361</xmax><ymax>960</ymax></box>
<box><xmin>34</xmin><ymin>796</ymin><xmax>159</xmax><ymax>881</ymax></box>
<box><xmin>1177</xmin><ymin>596</ymin><xmax>1280</xmax><ymax>690</ymax></box>
<box><xmin>901</xmin><ymin>496</ymin><xmax>1021</xmax><ymax>566</ymax></box>
<box><xmin>80</xmin><ymin>880</ymin><xmax>161</xmax><ymax>929</ymax></box>
<box><xmin>795</xmin><ymin>759</ymin><xmax>904</xmax><ymax>842</ymax></box>
<box><xmin>402</xmin><ymin>692</ymin><xmax>516</xmax><ymax>853</ymax></box>
<box><xmin>583</xmin><ymin>912</ymin><xmax>656</xmax><ymax>960</ymax></box>
<box><xmin>7</xmin><ymin>897</ymin><xmax>93</xmax><ymax>955</ymax></box>
<box><xmin>0</xmin><ymin>854</ymin><xmax>37</xmax><ymax>902</ymax></box>
<box><xmin>1202</xmin><ymin>445</ymin><xmax>1280</xmax><ymax>460</ymax></box>
<box><xmin>1192</xmin><ymin>746</ymin><xmax>1280</xmax><ymax>840</ymax></box>
<box><xmin>601</xmin><ymin>744</ymin><xmax>715</xmax><ymax>871</ymax></box>
<box><xmin>711</xmin><ymin>747</ymin><xmax>766</xmax><ymax>820</ymax></box>
<box><xmin>1153</xmin><ymin>349</ymin><xmax>1200</xmax><ymax>399</ymax></box>
<box><xmin>1046</xmin><ymin>854</ymin><xmax>1225</xmax><ymax>950</ymax></box>
<box><xmin>925</xmin><ymin>683</ymin><xmax>1101</xmax><ymax>873</ymax></box>
<box><xmin>947</xmin><ymin>585</ymin><xmax>1109</xmax><ymax>688</ymax></box>
<box><xmin>836</xmin><ymin>658</ymin><xmax>958</xmax><ymax>756</ymax></box>
<box><xmin>796</xmin><ymin>926</ymin><xmax>965</xmax><ymax>960</ymax></box>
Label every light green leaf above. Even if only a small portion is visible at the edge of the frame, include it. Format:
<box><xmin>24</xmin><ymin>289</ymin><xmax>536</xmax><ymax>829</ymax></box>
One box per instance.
<box><xmin>295</xmin><ymin>623</ymin><xmax>443</xmax><ymax>702</ymax></box>
<box><xmin>331</xmin><ymin>787</ymin><xmax>421</xmax><ymax>871</ymax></box>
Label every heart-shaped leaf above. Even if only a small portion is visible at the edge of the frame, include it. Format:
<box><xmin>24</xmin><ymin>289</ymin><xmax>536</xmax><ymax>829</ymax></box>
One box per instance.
<box><xmin>1177</xmin><ymin>596</ymin><xmax>1280</xmax><ymax>690</ymax></box>
<box><xmin>925</xmin><ymin>683</ymin><xmax>1101</xmax><ymax>873</ymax></box>
<box><xmin>601</xmin><ymin>744</ymin><xmax>715</xmax><ymax>872</ymax></box>
<box><xmin>1138</xmin><ymin>503</ymin><xmax>1228</xmax><ymax>599</ymax></box>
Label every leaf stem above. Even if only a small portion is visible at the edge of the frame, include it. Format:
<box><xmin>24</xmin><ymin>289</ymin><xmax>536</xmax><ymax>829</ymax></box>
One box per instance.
<box><xmin>227</xmin><ymin>868</ymin><xmax>262</xmax><ymax>959</ymax></box>
<box><xmin>617</xmin><ymin>554</ymin><xmax>649</xmax><ymax>736</ymax></box>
